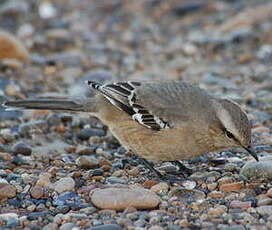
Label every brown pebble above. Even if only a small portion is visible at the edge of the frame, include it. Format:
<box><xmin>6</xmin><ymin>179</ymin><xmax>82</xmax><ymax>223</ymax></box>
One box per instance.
<box><xmin>142</xmin><ymin>180</ymin><xmax>158</xmax><ymax>189</ymax></box>
<box><xmin>219</xmin><ymin>182</ymin><xmax>244</xmax><ymax>192</ymax></box>
<box><xmin>267</xmin><ymin>188</ymin><xmax>272</xmax><ymax>198</ymax></box>
<box><xmin>30</xmin><ymin>186</ymin><xmax>44</xmax><ymax>199</ymax></box>
<box><xmin>208</xmin><ymin>191</ymin><xmax>224</xmax><ymax>199</ymax></box>
<box><xmin>0</xmin><ymin>30</ymin><xmax>30</xmax><ymax>62</ymax></box>
<box><xmin>229</xmin><ymin>200</ymin><xmax>252</xmax><ymax>209</ymax></box>
<box><xmin>208</xmin><ymin>205</ymin><xmax>227</xmax><ymax>216</ymax></box>
<box><xmin>128</xmin><ymin>167</ymin><xmax>140</xmax><ymax>176</ymax></box>
<box><xmin>0</xmin><ymin>152</ymin><xmax>12</xmax><ymax>161</ymax></box>
<box><xmin>0</xmin><ymin>183</ymin><xmax>17</xmax><ymax>199</ymax></box>
<box><xmin>218</xmin><ymin>176</ymin><xmax>234</xmax><ymax>185</ymax></box>
<box><xmin>150</xmin><ymin>182</ymin><xmax>169</xmax><ymax>193</ymax></box>
<box><xmin>36</xmin><ymin>173</ymin><xmax>52</xmax><ymax>187</ymax></box>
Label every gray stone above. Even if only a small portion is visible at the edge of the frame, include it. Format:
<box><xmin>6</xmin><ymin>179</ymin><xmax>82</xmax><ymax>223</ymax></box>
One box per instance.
<box><xmin>53</xmin><ymin>177</ymin><xmax>75</xmax><ymax>194</ymax></box>
<box><xmin>91</xmin><ymin>187</ymin><xmax>160</xmax><ymax>211</ymax></box>
<box><xmin>240</xmin><ymin>156</ymin><xmax>272</xmax><ymax>180</ymax></box>
<box><xmin>76</xmin><ymin>156</ymin><xmax>99</xmax><ymax>169</ymax></box>
<box><xmin>89</xmin><ymin>224</ymin><xmax>122</xmax><ymax>230</ymax></box>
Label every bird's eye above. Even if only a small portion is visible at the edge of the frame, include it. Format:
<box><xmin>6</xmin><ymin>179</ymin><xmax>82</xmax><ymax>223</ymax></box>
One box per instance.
<box><xmin>226</xmin><ymin>130</ymin><xmax>234</xmax><ymax>139</ymax></box>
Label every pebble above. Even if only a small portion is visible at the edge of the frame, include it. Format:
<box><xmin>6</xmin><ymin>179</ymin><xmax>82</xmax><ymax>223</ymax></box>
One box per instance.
<box><xmin>257</xmin><ymin>198</ymin><xmax>272</xmax><ymax>206</ymax></box>
<box><xmin>267</xmin><ymin>188</ymin><xmax>272</xmax><ymax>197</ymax></box>
<box><xmin>229</xmin><ymin>200</ymin><xmax>252</xmax><ymax>209</ymax></box>
<box><xmin>77</xmin><ymin>128</ymin><xmax>105</xmax><ymax>140</ymax></box>
<box><xmin>18</xmin><ymin>120</ymin><xmax>48</xmax><ymax>136</ymax></box>
<box><xmin>36</xmin><ymin>172</ymin><xmax>52</xmax><ymax>187</ymax></box>
<box><xmin>169</xmin><ymin>188</ymin><xmax>206</xmax><ymax>202</ymax></box>
<box><xmin>0</xmin><ymin>180</ymin><xmax>17</xmax><ymax>199</ymax></box>
<box><xmin>91</xmin><ymin>188</ymin><xmax>160</xmax><ymax>211</ymax></box>
<box><xmin>27</xmin><ymin>211</ymin><xmax>51</xmax><ymax>221</ymax></box>
<box><xmin>30</xmin><ymin>186</ymin><xmax>44</xmax><ymax>199</ymax></box>
<box><xmin>148</xmin><ymin>226</ymin><xmax>164</xmax><ymax>230</ymax></box>
<box><xmin>240</xmin><ymin>157</ymin><xmax>272</xmax><ymax>180</ymax></box>
<box><xmin>76</xmin><ymin>156</ymin><xmax>99</xmax><ymax>169</ymax></box>
<box><xmin>219</xmin><ymin>182</ymin><xmax>244</xmax><ymax>192</ymax></box>
<box><xmin>256</xmin><ymin>206</ymin><xmax>272</xmax><ymax>216</ymax></box>
<box><xmin>59</xmin><ymin>222</ymin><xmax>75</xmax><ymax>230</ymax></box>
<box><xmin>0</xmin><ymin>213</ymin><xmax>19</xmax><ymax>227</ymax></box>
<box><xmin>208</xmin><ymin>191</ymin><xmax>224</xmax><ymax>199</ymax></box>
<box><xmin>208</xmin><ymin>205</ymin><xmax>228</xmax><ymax>216</ymax></box>
<box><xmin>76</xmin><ymin>145</ymin><xmax>95</xmax><ymax>155</ymax></box>
<box><xmin>0</xmin><ymin>30</ymin><xmax>30</xmax><ymax>62</ymax></box>
<box><xmin>12</xmin><ymin>142</ymin><xmax>32</xmax><ymax>156</ymax></box>
<box><xmin>53</xmin><ymin>177</ymin><xmax>75</xmax><ymax>193</ymax></box>
<box><xmin>53</xmin><ymin>191</ymin><xmax>83</xmax><ymax>209</ymax></box>
<box><xmin>150</xmin><ymin>182</ymin><xmax>169</xmax><ymax>193</ymax></box>
<box><xmin>106</xmin><ymin>176</ymin><xmax>127</xmax><ymax>184</ymax></box>
<box><xmin>89</xmin><ymin>224</ymin><xmax>122</xmax><ymax>230</ymax></box>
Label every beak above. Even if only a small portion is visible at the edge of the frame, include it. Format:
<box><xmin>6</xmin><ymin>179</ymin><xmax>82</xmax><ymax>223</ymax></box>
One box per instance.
<box><xmin>243</xmin><ymin>146</ymin><xmax>259</xmax><ymax>161</ymax></box>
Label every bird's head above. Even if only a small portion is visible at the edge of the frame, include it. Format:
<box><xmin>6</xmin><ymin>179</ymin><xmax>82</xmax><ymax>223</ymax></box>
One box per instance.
<box><xmin>211</xmin><ymin>98</ymin><xmax>258</xmax><ymax>161</ymax></box>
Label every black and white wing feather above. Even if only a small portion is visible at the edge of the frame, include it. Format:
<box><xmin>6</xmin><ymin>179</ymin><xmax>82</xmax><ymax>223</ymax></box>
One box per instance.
<box><xmin>86</xmin><ymin>81</ymin><xmax>169</xmax><ymax>131</ymax></box>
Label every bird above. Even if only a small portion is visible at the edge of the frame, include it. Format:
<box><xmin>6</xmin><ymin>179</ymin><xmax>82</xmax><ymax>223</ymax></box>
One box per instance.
<box><xmin>3</xmin><ymin>80</ymin><xmax>258</xmax><ymax>179</ymax></box>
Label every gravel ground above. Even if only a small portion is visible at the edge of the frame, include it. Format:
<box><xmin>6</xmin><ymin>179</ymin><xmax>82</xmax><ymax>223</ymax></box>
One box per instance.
<box><xmin>0</xmin><ymin>0</ymin><xmax>272</xmax><ymax>229</ymax></box>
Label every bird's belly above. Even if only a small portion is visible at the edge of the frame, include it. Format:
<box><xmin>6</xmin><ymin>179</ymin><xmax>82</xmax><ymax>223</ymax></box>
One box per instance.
<box><xmin>109</xmin><ymin>121</ymin><xmax>203</xmax><ymax>162</ymax></box>
<box><xmin>97</xmin><ymin>97</ymin><xmax>210</xmax><ymax>162</ymax></box>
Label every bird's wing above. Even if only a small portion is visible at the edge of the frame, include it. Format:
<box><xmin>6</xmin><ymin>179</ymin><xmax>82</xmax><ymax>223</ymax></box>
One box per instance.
<box><xmin>86</xmin><ymin>80</ymin><xmax>208</xmax><ymax>130</ymax></box>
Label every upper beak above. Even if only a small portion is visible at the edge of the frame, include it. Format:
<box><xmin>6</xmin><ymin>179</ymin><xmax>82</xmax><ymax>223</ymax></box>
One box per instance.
<box><xmin>243</xmin><ymin>146</ymin><xmax>259</xmax><ymax>161</ymax></box>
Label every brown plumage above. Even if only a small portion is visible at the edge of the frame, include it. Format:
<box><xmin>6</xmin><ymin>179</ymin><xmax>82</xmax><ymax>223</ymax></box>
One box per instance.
<box><xmin>3</xmin><ymin>80</ymin><xmax>258</xmax><ymax>167</ymax></box>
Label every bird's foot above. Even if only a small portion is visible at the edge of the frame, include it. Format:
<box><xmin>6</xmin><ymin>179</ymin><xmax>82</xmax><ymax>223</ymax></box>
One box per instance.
<box><xmin>139</xmin><ymin>158</ymin><xmax>186</xmax><ymax>184</ymax></box>
<box><xmin>170</xmin><ymin>161</ymin><xmax>193</xmax><ymax>176</ymax></box>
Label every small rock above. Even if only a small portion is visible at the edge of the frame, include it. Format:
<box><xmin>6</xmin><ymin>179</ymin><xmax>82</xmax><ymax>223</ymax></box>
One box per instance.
<box><xmin>219</xmin><ymin>182</ymin><xmax>244</xmax><ymax>192</ymax></box>
<box><xmin>169</xmin><ymin>188</ymin><xmax>205</xmax><ymax>202</ymax></box>
<box><xmin>256</xmin><ymin>205</ymin><xmax>272</xmax><ymax>216</ymax></box>
<box><xmin>36</xmin><ymin>172</ymin><xmax>52</xmax><ymax>187</ymax></box>
<box><xmin>53</xmin><ymin>191</ymin><xmax>83</xmax><ymax>209</ymax></box>
<box><xmin>0</xmin><ymin>152</ymin><xmax>12</xmax><ymax>161</ymax></box>
<box><xmin>59</xmin><ymin>222</ymin><xmax>75</xmax><ymax>230</ymax></box>
<box><xmin>27</xmin><ymin>211</ymin><xmax>51</xmax><ymax>220</ymax></box>
<box><xmin>240</xmin><ymin>156</ymin><xmax>272</xmax><ymax>180</ymax></box>
<box><xmin>77</xmin><ymin>128</ymin><xmax>105</xmax><ymax>140</ymax></box>
<box><xmin>208</xmin><ymin>205</ymin><xmax>227</xmax><ymax>216</ymax></box>
<box><xmin>18</xmin><ymin>120</ymin><xmax>48</xmax><ymax>136</ymax></box>
<box><xmin>257</xmin><ymin>198</ymin><xmax>272</xmax><ymax>206</ymax></box>
<box><xmin>208</xmin><ymin>191</ymin><xmax>224</xmax><ymax>199</ymax></box>
<box><xmin>30</xmin><ymin>186</ymin><xmax>44</xmax><ymax>199</ymax></box>
<box><xmin>150</xmin><ymin>182</ymin><xmax>169</xmax><ymax>193</ymax></box>
<box><xmin>76</xmin><ymin>156</ymin><xmax>99</xmax><ymax>169</ymax></box>
<box><xmin>0</xmin><ymin>30</ymin><xmax>30</xmax><ymax>63</ymax></box>
<box><xmin>106</xmin><ymin>176</ymin><xmax>127</xmax><ymax>184</ymax></box>
<box><xmin>89</xmin><ymin>224</ymin><xmax>122</xmax><ymax>230</ymax></box>
<box><xmin>53</xmin><ymin>177</ymin><xmax>75</xmax><ymax>193</ymax></box>
<box><xmin>148</xmin><ymin>226</ymin><xmax>164</xmax><ymax>230</ymax></box>
<box><xmin>0</xmin><ymin>182</ymin><xmax>16</xmax><ymax>199</ymax></box>
<box><xmin>76</xmin><ymin>145</ymin><xmax>95</xmax><ymax>155</ymax></box>
<box><xmin>229</xmin><ymin>200</ymin><xmax>252</xmax><ymax>209</ymax></box>
<box><xmin>12</xmin><ymin>142</ymin><xmax>32</xmax><ymax>156</ymax></box>
<box><xmin>267</xmin><ymin>188</ymin><xmax>272</xmax><ymax>198</ymax></box>
<box><xmin>91</xmin><ymin>188</ymin><xmax>160</xmax><ymax>211</ymax></box>
<box><xmin>0</xmin><ymin>213</ymin><xmax>19</xmax><ymax>227</ymax></box>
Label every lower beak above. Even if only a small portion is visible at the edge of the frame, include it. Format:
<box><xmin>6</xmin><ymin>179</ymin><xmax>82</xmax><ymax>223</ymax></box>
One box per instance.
<box><xmin>243</xmin><ymin>146</ymin><xmax>259</xmax><ymax>161</ymax></box>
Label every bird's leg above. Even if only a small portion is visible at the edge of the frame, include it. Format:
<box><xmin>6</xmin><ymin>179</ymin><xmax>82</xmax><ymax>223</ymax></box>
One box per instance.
<box><xmin>139</xmin><ymin>158</ymin><xmax>165</xmax><ymax>180</ymax></box>
<box><xmin>171</xmin><ymin>161</ymin><xmax>193</xmax><ymax>175</ymax></box>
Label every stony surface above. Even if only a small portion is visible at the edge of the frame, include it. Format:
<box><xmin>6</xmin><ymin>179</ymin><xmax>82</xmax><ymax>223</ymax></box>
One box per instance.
<box><xmin>0</xmin><ymin>0</ymin><xmax>272</xmax><ymax>229</ymax></box>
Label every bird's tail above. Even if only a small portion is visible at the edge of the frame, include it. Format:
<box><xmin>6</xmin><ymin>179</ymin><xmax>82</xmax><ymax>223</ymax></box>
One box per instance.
<box><xmin>2</xmin><ymin>97</ymin><xmax>98</xmax><ymax>113</ymax></box>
